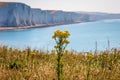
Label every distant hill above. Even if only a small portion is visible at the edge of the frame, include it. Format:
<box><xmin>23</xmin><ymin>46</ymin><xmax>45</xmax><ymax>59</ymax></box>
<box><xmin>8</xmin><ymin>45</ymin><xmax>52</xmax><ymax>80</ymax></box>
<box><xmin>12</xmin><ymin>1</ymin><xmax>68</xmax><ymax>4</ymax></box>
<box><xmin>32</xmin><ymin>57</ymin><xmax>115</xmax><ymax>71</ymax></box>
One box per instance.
<box><xmin>0</xmin><ymin>2</ymin><xmax>120</xmax><ymax>27</ymax></box>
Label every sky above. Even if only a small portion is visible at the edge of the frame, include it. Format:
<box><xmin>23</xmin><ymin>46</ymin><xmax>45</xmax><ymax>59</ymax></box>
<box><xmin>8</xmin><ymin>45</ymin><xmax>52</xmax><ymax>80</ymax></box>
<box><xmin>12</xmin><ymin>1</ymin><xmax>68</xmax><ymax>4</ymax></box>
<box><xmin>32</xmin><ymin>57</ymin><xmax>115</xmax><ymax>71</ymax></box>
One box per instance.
<box><xmin>0</xmin><ymin>0</ymin><xmax>120</xmax><ymax>13</ymax></box>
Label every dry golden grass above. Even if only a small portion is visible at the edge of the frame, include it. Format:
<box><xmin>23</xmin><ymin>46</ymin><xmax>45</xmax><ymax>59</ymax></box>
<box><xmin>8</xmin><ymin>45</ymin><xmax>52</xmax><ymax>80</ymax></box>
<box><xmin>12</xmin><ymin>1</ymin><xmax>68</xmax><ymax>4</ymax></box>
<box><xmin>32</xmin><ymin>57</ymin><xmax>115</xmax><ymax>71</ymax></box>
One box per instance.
<box><xmin>0</xmin><ymin>46</ymin><xmax>120</xmax><ymax>80</ymax></box>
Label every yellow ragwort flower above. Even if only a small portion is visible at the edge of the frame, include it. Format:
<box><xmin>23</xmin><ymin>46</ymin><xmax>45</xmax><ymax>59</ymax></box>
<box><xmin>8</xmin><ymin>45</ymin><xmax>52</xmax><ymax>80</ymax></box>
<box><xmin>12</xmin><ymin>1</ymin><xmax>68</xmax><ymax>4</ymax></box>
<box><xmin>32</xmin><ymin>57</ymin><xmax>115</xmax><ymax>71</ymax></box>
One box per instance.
<box><xmin>30</xmin><ymin>52</ymin><xmax>36</xmax><ymax>56</ymax></box>
<box><xmin>87</xmin><ymin>53</ymin><xmax>94</xmax><ymax>59</ymax></box>
<box><xmin>52</xmin><ymin>30</ymin><xmax>70</xmax><ymax>39</ymax></box>
<box><xmin>62</xmin><ymin>40</ymin><xmax>70</xmax><ymax>44</ymax></box>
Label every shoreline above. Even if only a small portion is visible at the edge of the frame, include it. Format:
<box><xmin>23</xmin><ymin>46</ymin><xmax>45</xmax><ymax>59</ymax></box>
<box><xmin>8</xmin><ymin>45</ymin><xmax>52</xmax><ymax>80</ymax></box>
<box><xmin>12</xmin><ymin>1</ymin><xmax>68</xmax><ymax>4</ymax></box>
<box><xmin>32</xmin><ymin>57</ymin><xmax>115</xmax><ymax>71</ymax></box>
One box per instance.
<box><xmin>0</xmin><ymin>22</ymin><xmax>81</xmax><ymax>31</ymax></box>
<box><xmin>0</xmin><ymin>19</ymin><xmax>119</xmax><ymax>31</ymax></box>
<box><xmin>0</xmin><ymin>24</ymin><xmax>57</xmax><ymax>31</ymax></box>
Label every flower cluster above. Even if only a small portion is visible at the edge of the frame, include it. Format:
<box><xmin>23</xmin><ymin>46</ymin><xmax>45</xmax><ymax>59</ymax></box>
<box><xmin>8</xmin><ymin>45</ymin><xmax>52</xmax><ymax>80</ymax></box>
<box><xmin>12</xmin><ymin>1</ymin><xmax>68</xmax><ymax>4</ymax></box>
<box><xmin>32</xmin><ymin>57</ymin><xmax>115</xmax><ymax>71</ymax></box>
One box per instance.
<box><xmin>52</xmin><ymin>30</ymin><xmax>70</xmax><ymax>46</ymax></box>
<box><xmin>86</xmin><ymin>53</ymin><xmax>94</xmax><ymax>59</ymax></box>
<box><xmin>30</xmin><ymin>52</ymin><xmax>36</xmax><ymax>56</ymax></box>
<box><xmin>52</xmin><ymin>30</ymin><xmax>70</xmax><ymax>39</ymax></box>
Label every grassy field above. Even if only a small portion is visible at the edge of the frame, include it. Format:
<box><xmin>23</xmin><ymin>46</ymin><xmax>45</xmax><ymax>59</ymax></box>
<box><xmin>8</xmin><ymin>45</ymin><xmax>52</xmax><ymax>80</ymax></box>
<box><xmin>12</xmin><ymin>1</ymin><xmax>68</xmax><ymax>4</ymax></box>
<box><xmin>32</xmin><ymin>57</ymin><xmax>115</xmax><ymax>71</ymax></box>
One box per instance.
<box><xmin>0</xmin><ymin>46</ymin><xmax>120</xmax><ymax>80</ymax></box>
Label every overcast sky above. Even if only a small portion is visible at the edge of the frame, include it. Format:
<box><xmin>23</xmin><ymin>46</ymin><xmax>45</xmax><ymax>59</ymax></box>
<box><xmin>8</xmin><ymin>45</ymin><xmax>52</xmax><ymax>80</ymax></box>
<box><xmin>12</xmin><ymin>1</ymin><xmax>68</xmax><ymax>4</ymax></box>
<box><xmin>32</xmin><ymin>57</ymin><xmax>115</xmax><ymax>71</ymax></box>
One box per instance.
<box><xmin>0</xmin><ymin>0</ymin><xmax>120</xmax><ymax>13</ymax></box>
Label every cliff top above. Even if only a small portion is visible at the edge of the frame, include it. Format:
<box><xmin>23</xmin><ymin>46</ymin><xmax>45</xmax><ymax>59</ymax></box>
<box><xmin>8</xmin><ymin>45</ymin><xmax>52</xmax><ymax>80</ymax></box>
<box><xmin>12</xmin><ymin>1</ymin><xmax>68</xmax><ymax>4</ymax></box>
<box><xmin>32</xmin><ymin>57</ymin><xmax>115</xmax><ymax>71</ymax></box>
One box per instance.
<box><xmin>50</xmin><ymin>10</ymin><xmax>58</xmax><ymax>14</ymax></box>
<box><xmin>0</xmin><ymin>2</ymin><xmax>16</xmax><ymax>6</ymax></box>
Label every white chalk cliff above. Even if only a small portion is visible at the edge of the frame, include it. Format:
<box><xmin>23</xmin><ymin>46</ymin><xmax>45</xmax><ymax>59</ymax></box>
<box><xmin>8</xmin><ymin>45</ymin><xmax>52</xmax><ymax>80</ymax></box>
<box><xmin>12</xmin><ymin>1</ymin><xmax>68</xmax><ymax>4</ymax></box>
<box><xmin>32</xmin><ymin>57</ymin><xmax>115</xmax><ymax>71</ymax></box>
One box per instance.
<box><xmin>0</xmin><ymin>2</ymin><xmax>120</xmax><ymax>27</ymax></box>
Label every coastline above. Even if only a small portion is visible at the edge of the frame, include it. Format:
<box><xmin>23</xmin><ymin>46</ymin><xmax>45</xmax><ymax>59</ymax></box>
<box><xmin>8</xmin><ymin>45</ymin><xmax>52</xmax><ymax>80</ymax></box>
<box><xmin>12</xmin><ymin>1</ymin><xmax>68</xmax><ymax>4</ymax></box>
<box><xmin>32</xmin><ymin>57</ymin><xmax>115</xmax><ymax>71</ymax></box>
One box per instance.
<box><xmin>0</xmin><ymin>24</ymin><xmax>55</xmax><ymax>31</ymax></box>
<box><xmin>1</xmin><ymin>19</ymin><xmax>119</xmax><ymax>31</ymax></box>
<box><xmin>0</xmin><ymin>22</ymin><xmax>81</xmax><ymax>31</ymax></box>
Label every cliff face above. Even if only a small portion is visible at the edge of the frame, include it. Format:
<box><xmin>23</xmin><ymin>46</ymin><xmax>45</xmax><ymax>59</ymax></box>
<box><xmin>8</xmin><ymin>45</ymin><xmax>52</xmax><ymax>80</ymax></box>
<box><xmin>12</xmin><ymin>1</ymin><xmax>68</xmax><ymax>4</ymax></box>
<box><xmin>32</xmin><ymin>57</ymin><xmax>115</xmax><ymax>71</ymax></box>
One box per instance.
<box><xmin>0</xmin><ymin>2</ymin><xmax>33</xmax><ymax>27</ymax></box>
<box><xmin>0</xmin><ymin>2</ymin><xmax>120</xmax><ymax>27</ymax></box>
<box><xmin>0</xmin><ymin>2</ymin><xmax>90</xmax><ymax>27</ymax></box>
<box><xmin>77</xmin><ymin>12</ymin><xmax>120</xmax><ymax>21</ymax></box>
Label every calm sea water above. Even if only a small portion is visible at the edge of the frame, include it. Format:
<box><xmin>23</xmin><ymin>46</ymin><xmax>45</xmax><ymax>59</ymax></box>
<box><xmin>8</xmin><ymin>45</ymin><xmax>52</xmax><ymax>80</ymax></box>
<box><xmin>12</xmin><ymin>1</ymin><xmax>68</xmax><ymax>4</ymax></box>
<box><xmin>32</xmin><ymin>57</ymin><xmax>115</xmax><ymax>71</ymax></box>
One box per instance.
<box><xmin>0</xmin><ymin>19</ymin><xmax>120</xmax><ymax>52</ymax></box>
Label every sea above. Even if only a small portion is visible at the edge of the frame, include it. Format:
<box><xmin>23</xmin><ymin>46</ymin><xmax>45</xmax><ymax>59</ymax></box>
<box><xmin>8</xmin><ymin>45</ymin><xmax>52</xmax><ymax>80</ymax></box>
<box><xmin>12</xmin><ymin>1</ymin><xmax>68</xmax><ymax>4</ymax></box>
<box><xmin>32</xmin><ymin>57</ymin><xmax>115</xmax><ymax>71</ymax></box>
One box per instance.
<box><xmin>0</xmin><ymin>19</ymin><xmax>120</xmax><ymax>52</ymax></box>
